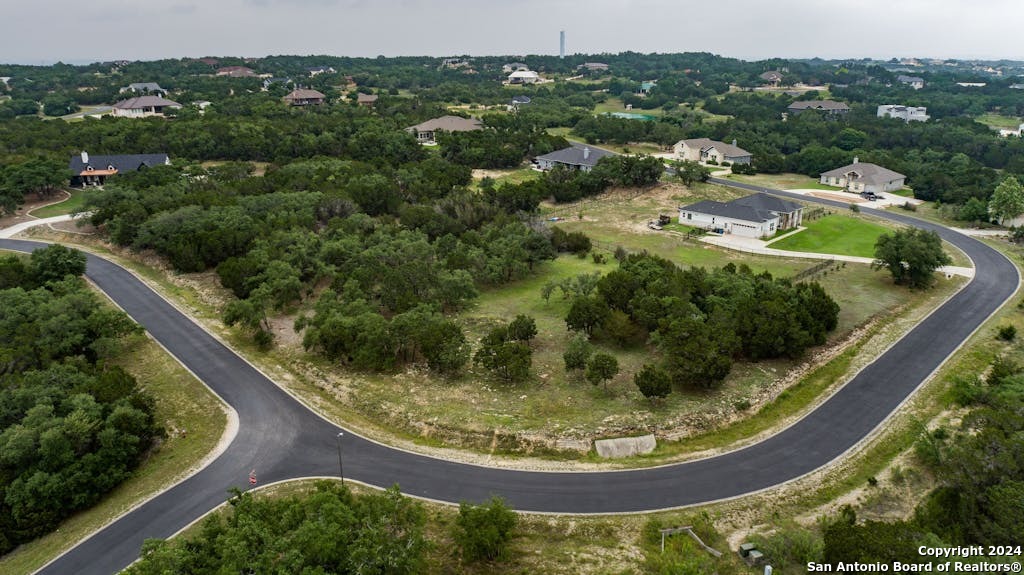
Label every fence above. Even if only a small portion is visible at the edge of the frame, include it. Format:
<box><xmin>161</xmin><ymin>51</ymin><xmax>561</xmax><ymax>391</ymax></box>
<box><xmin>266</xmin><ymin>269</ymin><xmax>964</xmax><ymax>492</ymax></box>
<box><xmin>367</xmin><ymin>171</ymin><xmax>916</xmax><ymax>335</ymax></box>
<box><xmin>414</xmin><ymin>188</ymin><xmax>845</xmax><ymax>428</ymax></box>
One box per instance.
<box><xmin>789</xmin><ymin>258</ymin><xmax>842</xmax><ymax>282</ymax></box>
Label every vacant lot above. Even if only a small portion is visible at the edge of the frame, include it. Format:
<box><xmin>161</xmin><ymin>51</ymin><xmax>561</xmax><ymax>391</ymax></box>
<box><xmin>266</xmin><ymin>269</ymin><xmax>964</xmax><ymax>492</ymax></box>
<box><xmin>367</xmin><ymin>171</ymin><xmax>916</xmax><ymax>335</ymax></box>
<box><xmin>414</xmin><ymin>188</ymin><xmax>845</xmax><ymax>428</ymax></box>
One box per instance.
<box><xmin>976</xmin><ymin>112</ymin><xmax>1022</xmax><ymax>130</ymax></box>
<box><xmin>726</xmin><ymin>172</ymin><xmax>843</xmax><ymax>191</ymax></box>
<box><xmin>771</xmin><ymin>214</ymin><xmax>890</xmax><ymax>258</ymax></box>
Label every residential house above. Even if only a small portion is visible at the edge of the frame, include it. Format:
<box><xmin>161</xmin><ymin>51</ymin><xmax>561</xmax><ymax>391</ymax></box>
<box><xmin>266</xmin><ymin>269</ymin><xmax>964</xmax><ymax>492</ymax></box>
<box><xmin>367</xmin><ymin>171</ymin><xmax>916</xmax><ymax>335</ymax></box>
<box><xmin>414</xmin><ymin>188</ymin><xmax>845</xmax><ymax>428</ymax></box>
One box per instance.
<box><xmin>356</xmin><ymin>93</ymin><xmax>378</xmax><ymax>106</ymax></box>
<box><xmin>508</xmin><ymin>70</ymin><xmax>540</xmax><ymax>84</ymax></box>
<box><xmin>877</xmin><ymin>104</ymin><xmax>930</xmax><ymax>122</ymax></box>
<box><xmin>759</xmin><ymin>71</ymin><xmax>784</xmax><ymax>86</ymax></box>
<box><xmin>120</xmin><ymin>82</ymin><xmax>165</xmax><ymax>96</ymax></box>
<box><xmin>998</xmin><ymin>123</ymin><xmax>1024</xmax><ymax>138</ymax></box>
<box><xmin>283</xmin><ymin>88</ymin><xmax>326</xmax><ymax>106</ymax></box>
<box><xmin>819</xmin><ymin>159</ymin><xmax>906</xmax><ymax>195</ymax></box>
<box><xmin>956</xmin><ymin>82</ymin><xmax>986</xmax><ymax>87</ymax></box>
<box><xmin>405</xmin><ymin>115</ymin><xmax>483</xmax><ymax>143</ymax></box>
<box><xmin>578</xmin><ymin>62</ymin><xmax>609</xmax><ymax>72</ymax></box>
<box><xmin>262</xmin><ymin>77</ymin><xmax>291</xmax><ymax>90</ymax></box>
<box><xmin>69</xmin><ymin>151</ymin><xmax>170</xmax><ymax>187</ymax></box>
<box><xmin>674</xmin><ymin>138</ymin><xmax>753</xmax><ymax>165</ymax></box>
<box><xmin>216</xmin><ymin>66</ymin><xmax>256</xmax><ymax>78</ymax></box>
<box><xmin>534</xmin><ymin>143</ymin><xmax>615</xmax><ymax>172</ymax></box>
<box><xmin>678</xmin><ymin>193</ymin><xmax>803</xmax><ymax>238</ymax></box>
<box><xmin>306</xmin><ymin>65</ymin><xmax>336</xmax><ymax>76</ymax></box>
<box><xmin>638</xmin><ymin>81</ymin><xmax>657</xmax><ymax>96</ymax></box>
<box><xmin>502</xmin><ymin>62</ymin><xmax>529</xmax><ymax>73</ymax></box>
<box><xmin>111</xmin><ymin>95</ymin><xmax>182</xmax><ymax>118</ymax></box>
<box><xmin>441</xmin><ymin>58</ymin><xmax>470</xmax><ymax>69</ymax></box>
<box><xmin>1009</xmin><ymin>84</ymin><xmax>1024</xmax><ymax>90</ymax></box>
<box><xmin>896</xmin><ymin>75</ymin><xmax>925</xmax><ymax>89</ymax></box>
<box><xmin>197</xmin><ymin>57</ymin><xmax>220</xmax><ymax>67</ymax></box>
<box><xmin>787</xmin><ymin>100</ymin><xmax>850</xmax><ymax>116</ymax></box>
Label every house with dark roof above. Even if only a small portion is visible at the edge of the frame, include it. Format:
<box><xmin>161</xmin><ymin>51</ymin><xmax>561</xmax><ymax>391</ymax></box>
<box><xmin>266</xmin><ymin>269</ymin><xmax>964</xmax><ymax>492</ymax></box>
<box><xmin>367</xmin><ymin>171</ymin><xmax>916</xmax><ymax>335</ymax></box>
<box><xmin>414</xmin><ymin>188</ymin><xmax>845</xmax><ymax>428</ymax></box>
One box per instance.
<box><xmin>120</xmin><ymin>82</ymin><xmax>165</xmax><ymax>96</ymax></box>
<box><xmin>534</xmin><ymin>143</ymin><xmax>616</xmax><ymax>172</ymax></box>
<box><xmin>111</xmin><ymin>95</ymin><xmax>182</xmax><ymax>118</ymax></box>
<box><xmin>674</xmin><ymin>138</ymin><xmax>752</xmax><ymax>165</ymax></box>
<box><xmin>820</xmin><ymin>158</ymin><xmax>905</xmax><ymax>195</ymax></box>
<box><xmin>405</xmin><ymin>115</ymin><xmax>483</xmax><ymax>143</ymax></box>
<box><xmin>283</xmin><ymin>88</ymin><xmax>326</xmax><ymax>106</ymax></box>
<box><xmin>787</xmin><ymin>100</ymin><xmax>850</xmax><ymax>116</ymax></box>
<box><xmin>69</xmin><ymin>151</ymin><xmax>170</xmax><ymax>187</ymax></box>
<box><xmin>678</xmin><ymin>193</ymin><xmax>804</xmax><ymax>238</ymax></box>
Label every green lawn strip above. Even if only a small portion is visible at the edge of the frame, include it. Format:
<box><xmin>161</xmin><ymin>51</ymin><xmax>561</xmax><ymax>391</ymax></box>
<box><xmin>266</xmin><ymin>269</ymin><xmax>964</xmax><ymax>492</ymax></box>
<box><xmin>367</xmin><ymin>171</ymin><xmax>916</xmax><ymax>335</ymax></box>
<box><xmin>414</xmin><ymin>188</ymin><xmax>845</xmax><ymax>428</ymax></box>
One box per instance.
<box><xmin>0</xmin><ymin>333</ymin><xmax>227</xmax><ymax>575</ymax></box>
<box><xmin>976</xmin><ymin>112</ymin><xmax>1022</xmax><ymax>130</ymax></box>
<box><xmin>769</xmin><ymin>214</ymin><xmax>890</xmax><ymax>258</ymax></box>
<box><xmin>27</xmin><ymin>189</ymin><xmax>86</xmax><ymax>218</ymax></box>
<box><xmin>726</xmin><ymin>172</ymin><xmax>843</xmax><ymax>191</ymax></box>
<box><xmin>471</xmin><ymin>167</ymin><xmax>539</xmax><ymax>189</ymax></box>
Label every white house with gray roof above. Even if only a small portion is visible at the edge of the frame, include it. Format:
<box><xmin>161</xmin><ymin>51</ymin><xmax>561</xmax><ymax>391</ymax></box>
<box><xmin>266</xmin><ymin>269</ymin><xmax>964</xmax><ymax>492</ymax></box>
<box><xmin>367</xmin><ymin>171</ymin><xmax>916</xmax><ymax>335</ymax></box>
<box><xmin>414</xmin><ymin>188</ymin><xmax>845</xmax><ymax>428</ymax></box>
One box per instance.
<box><xmin>877</xmin><ymin>105</ymin><xmax>929</xmax><ymax>122</ymax></box>
<box><xmin>534</xmin><ymin>143</ymin><xmax>615</xmax><ymax>172</ymax></box>
<box><xmin>678</xmin><ymin>193</ymin><xmax>804</xmax><ymax>238</ymax></box>
<box><xmin>674</xmin><ymin>138</ymin><xmax>752</xmax><ymax>165</ymax></box>
<box><xmin>120</xmin><ymin>82</ymin><xmax>165</xmax><ymax>96</ymax></box>
<box><xmin>820</xmin><ymin>159</ymin><xmax>905</xmax><ymax>195</ymax></box>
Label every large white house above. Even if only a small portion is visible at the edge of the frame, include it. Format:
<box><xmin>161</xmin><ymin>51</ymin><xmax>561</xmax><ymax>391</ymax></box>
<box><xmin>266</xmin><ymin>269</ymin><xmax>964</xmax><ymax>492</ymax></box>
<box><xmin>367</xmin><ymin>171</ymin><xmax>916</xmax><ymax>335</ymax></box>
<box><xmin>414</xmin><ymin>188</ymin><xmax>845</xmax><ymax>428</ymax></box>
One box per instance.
<box><xmin>507</xmin><ymin>70</ymin><xmax>540</xmax><ymax>84</ymax></box>
<box><xmin>877</xmin><ymin>104</ymin><xmax>929</xmax><ymax>122</ymax></box>
<box><xmin>678</xmin><ymin>193</ymin><xmax>803</xmax><ymax>239</ymax></box>
<box><xmin>674</xmin><ymin>138</ymin><xmax>753</xmax><ymax>165</ymax></box>
<box><xmin>111</xmin><ymin>95</ymin><xmax>182</xmax><ymax>118</ymax></box>
<box><xmin>820</xmin><ymin>159</ymin><xmax>906</xmax><ymax>195</ymax></box>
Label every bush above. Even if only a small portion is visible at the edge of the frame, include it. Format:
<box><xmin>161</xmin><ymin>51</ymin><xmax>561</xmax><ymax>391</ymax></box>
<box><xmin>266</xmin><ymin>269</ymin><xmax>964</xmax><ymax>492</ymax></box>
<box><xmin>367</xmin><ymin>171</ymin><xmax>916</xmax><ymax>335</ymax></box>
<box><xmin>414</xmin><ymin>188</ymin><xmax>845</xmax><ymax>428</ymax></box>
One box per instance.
<box><xmin>585</xmin><ymin>353</ymin><xmax>619</xmax><ymax>389</ymax></box>
<box><xmin>849</xmin><ymin>203</ymin><xmax>860</xmax><ymax>213</ymax></box>
<box><xmin>635</xmin><ymin>364</ymin><xmax>672</xmax><ymax>401</ymax></box>
<box><xmin>563</xmin><ymin>333</ymin><xmax>593</xmax><ymax>371</ymax></box>
<box><xmin>453</xmin><ymin>496</ymin><xmax>518</xmax><ymax>562</ymax></box>
<box><xmin>900</xmin><ymin>201</ymin><xmax>917</xmax><ymax>212</ymax></box>
<box><xmin>997</xmin><ymin>325</ymin><xmax>1017</xmax><ymax>341</ymax></box>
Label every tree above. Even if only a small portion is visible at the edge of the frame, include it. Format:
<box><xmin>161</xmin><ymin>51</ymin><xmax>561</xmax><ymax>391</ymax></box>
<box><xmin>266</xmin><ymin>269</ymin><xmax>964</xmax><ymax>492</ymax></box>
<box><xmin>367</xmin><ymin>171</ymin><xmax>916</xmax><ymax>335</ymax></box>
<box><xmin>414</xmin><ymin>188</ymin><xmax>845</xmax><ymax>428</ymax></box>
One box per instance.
<box><xmin>988</xmin><ymin>176</ymin><xmax>1024</xmax><ymax>225</ymax></box>
<box><xmin>29</xmin><ymin>244</ymin><xmax>87</xmax><ymax>284</ymax></box>
<box><xmin>0</xmin><ymin>158</ymin><xmax>71</xmax><ymax>214</ymax></box>
<box><xmin>563</xmin><ymin>333</ymin><xmax>593</xmax><ymax>371</ymax></box>
<box><xmin>585</xmin><ymin>353</ymin><xmax>619</xmax><ymax>389</ymax></box>
<box><xmin>507</xmin><ymin>314</ymin><xmax>537</xmax><ymax>343</ymax></box>
<box><xmin>635</xmin><ymin>364</ymin><xmax>672</xmax><ymax>401</ymax></box>
<box><xmin>675</xmin><ymin>160</ymin><xmax>710</xmax><ymax>186</ymax></box>
<box><xmin>565</xmin><ymin>295</ymin><xmax>610</xmax><ymax>336</ymax></box>
<box><xmin>474</xmin><ymin>326</ymin><xmax>532</xmax><ymax>382</ymax></box>
<box><xmin>453</xmin><ymin>496</ymin><xmax>518</xmax><ymax>562</ymax></box>
<box><xmin>873</xmin><ymin>228</ymin><xmax>952</xmax><ymax>289</ymax></box>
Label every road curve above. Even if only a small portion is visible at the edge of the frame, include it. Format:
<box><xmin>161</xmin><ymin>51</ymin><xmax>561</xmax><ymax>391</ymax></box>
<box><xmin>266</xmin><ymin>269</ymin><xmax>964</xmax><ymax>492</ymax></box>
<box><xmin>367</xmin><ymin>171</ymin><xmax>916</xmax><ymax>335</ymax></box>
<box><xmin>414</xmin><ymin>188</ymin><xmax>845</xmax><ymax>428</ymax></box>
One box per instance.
<box><xmin>2</xmin><ymin>183</ymin><xmax>1017</xmax><ymax>575</ymax></box>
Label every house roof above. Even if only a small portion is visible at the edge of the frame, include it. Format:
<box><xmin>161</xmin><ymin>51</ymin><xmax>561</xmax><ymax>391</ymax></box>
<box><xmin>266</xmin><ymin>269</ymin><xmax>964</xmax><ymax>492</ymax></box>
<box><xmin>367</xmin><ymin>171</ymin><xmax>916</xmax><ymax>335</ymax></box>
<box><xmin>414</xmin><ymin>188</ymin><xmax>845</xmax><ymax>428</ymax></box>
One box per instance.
<box><xmin>216</xmin><ymin>66</ymin><xmax>256</xmax><ymax>77</ymax></box>
<box><xmin>124</xmin><ymin>82</ymin><xmax>163</xmax><ymax>92</ymax></box>
<box><xmin>283</xmin><ymin>88</ymin><xmax>326</xmax><ymax>101</ymax></box>
<box><xmin>732</xmin><ymin>193</ymin><xmax>802</xmax><ymax>215</ymax></box>
<box><xmin>679</xmin><ymin>138</ymin><xmax>751</xmax><ymax>158</ymax></box>
<box><xmin>535</xmin><ymin>143</ymin><xmax>616</xmax><ymax>168</ymax></box>
<box><xmin>69</xmin><ymin>153</ymin><xmax>169</xmax><ymax>175</ymax></box>
<box><xmin>897</xmin><ymin>75</ymin><xmax>924</xmax><ymax>83</ymax></box>
<box><xmin>356</xmin><ymin>93</ymin><xmax>378</xmax><ymax>103</ymax></box>
<box><xmin>406</xmin><ymin>115</ymin><xmax>483</xmax><ymax>133</ymax></box>
<box><xmin>579</xmin><ymin>62</ymin><xmax>609</xmax><ymax>70</ymax></box>
<box><xmin>787</xmin><ymin>100</ymin><xmax>850</xmax><ymax>111</ymax></box>
<box><xmin>820</xmin><ymin>162</ymin><xmax>905</xmax><ymax>185</ymax></box>
<box><xmin>509</xmin><ymin>70</ymin><xmax>539</xmax><ymax>79</ymax></box>
<box><xmin>112</xmin><ymin>96</ymin><xmax>182</xmax><ymax>110</ymax></box>
<box><xmin>679</xmin><ymin>200</ymin><xmax>775</xmax><ymax>223</ymax></box>
<box><xmin>759</xmin><ymin>71</ymin><xmax>783</xmax><ymax>81</ymax></box>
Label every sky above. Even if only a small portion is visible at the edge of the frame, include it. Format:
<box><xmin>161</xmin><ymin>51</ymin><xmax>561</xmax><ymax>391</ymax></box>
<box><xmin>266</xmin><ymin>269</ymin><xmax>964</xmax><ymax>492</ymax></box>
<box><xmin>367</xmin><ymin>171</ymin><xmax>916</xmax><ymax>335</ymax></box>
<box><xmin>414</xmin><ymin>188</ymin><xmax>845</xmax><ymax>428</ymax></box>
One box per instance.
<box><xmin>4</xmin><ymin>0</ymin><xmax>1024</xmax><ymax>64</ymax></box>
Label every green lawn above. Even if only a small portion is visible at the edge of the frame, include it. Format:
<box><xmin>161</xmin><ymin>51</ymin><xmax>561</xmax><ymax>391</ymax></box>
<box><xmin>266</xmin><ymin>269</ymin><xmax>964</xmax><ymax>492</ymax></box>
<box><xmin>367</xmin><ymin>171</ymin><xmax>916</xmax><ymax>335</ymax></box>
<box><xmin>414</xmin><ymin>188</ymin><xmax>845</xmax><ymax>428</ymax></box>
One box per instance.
<box><xmin>471</xmin><ymin>166</ymin><xmax>540</xmax><ymax>189</ymax></box>
<box><xmin>546</xmin><ymin>127</ymin><xmax>665</xmax><ymax>155</ymax></box>
<box><xmin>593</xmin><ymin>96</ymin><xmax>666</xmax><ymax>117</ymax></box>
<box><xmin>770</xmin><ymin>214</ymin><xmax>890</xmax><ymax>258</ymax></box>
<box><xmin>28</xmin><ymin>190</ymin><xmax>87</xmax><ymax>218</ymax></box>
<box><xmin>726</xmin><ymin>172</ymin><xmax>843</xmax><ymax>191</ymax></box>
<box><xmin>976</xmin><ymin>112</ymin><xmax>1022</xmax><ymax>130</ymax></box>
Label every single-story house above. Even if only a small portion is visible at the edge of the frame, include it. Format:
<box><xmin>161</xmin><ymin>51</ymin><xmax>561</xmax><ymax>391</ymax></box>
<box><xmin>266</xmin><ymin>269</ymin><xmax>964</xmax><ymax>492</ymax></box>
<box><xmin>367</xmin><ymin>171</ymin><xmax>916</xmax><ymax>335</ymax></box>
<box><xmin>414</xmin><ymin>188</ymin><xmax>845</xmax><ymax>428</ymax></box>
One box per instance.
<box><xmin>877</xmin><ymin>104</ymin><xmax>929</xmax><ymax>122</ymax></box>
<box><xmin>69</xmin><ymin>151</ymin><xmax>170</xmax><ymax>187</ymax></box>
<box><xmin>262</xmin><ymin>77</ymin><xmax>291</xmax><ymax>90</ymax></box>
<box><xmin>306</xmin><ymin>66</ymin><xmax>336</xmax><ymax>76</ymax></box>
<box><xmin>120</xmin><ymin>82</ymin><xmax>165</xmax><ymax>95</ymax></box>
<box><xmin>111</xmin><ymin>95</ymin><xmax>182</xmax><ymax>118</ymax></box>
<box><xmin>216</xmin><ymin>66</ymin><xmax>256</xmax><ymax>78</ymax></box>
<box><xmin>896</xmin><ymin>75</ymin><xmax>925</xmax><ymax>89</ymax></box>
<box><xmin>759</xmin><ymin>71</ymin><xmax>784</xmax><ymax>86</ymax></box>
<box><xmin>787</xmin><ymin>100</ymin><xmax>850</xmax><ymax>116</ymax></box>
<box><xmin>502</xmin><ymin>62</ymin><xmax>530</xmax><ymax>73</ymax></box>
<box><xmin>638</xmin><ymin>81</ymin><xmax>657</xmax><ymax>95</ymax></box>
<box><xmin>356</xmin><ymin>93</ymin><xmax>378</xmax><ymax>106</ymax></box>
<box><xmin>508</xmin><ymin>70</ymin><xmax>540</xmax><ymax>84</ymax></box>
<box><xmin>534</xmin><ymin>143</ymin><xmax>615</xmax><ymax>172</ymax></box>
<box><xmin>283</xmin><ymin>88</ymin><xmax>326</xmax><ymax>106</ymax></box>
<box><xmin>406</xmin><ymin>115</ymin><xmax>483</xmax><ymax>143</ymax></box>
<box><xmin>678</xmin><ymin>193</ymin><xmax>803</xmax><ymax>238</ymax></box>
<box><xmin>820</xmin><ymin>159</ymin><xmax>905</xmax><ymax>195</ymax></box>
<box><xmin>674</xmin><ymin>138</ymin><xmax>753</xmax><ymax>165</ymax></box>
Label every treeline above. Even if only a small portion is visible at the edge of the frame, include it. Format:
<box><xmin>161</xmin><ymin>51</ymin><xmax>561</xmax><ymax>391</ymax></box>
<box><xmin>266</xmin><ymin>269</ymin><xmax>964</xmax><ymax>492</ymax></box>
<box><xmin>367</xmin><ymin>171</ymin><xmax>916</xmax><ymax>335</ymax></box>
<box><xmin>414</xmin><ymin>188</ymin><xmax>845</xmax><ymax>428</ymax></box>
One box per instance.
<box><xmin>564</xmin><ymin>254</ymin><xmax>840</xmax><ymax>390</ymax></box>
<box><xmin>0</xmin><ymin>246</ymin><xmax>160</xmax><ymax>554</ymax></box>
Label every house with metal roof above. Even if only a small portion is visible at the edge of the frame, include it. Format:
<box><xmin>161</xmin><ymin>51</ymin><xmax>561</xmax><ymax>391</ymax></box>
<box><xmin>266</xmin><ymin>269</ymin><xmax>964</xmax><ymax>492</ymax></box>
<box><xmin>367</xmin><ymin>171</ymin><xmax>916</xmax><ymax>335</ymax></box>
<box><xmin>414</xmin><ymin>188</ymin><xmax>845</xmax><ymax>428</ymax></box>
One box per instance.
<box><xmin>69</xmin><ymin>151</ymin><xmax>170</xmax><ymax>187</ymax></box>
<box><xmin>678</xmin><ymin>193</ymin><xmax>804</xmax><ymax>238</ymax></box>
<box><xmin>674</xmin><ymin>138</ymin><xmax>753</xmax><ymax>165</ymax></box>
<box><xmin>111</xmin><ymin>95</ymin><xmax>182</xmax><ymax>118</ymax></box>
<box><xmin>787</xmin><ymin>100</ymin><xmax>850</xmax><ymax>116</ymax></box>
<box><xmin>405</xmin><ymin>115</ymin><xmax>483</xmax><ymax>143</ymax></box>
<box><xmin>820</xmin><ymin>159</ymin><xmax>906</xmax><ymax>195</ymax></box>
<box><xmin>534</xmin><ymin>143</ymin><xmax>616</xmax><ymax>172</ymax></box>
<box><xmin>283</xmin><ymin>88</ymin><xmax>326</xmax><ymax>106</ymax></box>
<box><xmin>508</xmin><ymin>70</ymin><xmax>540</xmax><ymax>84</ymax></box>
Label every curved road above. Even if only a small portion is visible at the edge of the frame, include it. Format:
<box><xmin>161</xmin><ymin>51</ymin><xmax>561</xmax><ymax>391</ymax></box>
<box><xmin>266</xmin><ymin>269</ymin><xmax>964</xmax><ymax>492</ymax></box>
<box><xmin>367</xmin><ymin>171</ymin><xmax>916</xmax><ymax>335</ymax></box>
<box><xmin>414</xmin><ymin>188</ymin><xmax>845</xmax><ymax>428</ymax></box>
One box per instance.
<box><xmin>2</xmin><ymin>183</ymin><xmax>1017</xmax><ymax>575</ymax></box>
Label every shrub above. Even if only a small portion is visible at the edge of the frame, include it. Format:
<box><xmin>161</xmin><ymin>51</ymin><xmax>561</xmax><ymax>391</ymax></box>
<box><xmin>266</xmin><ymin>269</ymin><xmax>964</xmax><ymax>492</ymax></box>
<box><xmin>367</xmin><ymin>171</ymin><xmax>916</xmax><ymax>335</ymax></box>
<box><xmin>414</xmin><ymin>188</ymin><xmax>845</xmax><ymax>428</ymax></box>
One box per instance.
<box><xmin>900</xmin><ymin>201</ymin><xmax>917</xmax><ymax>212</ymax></box>
<box><xmin>849</xmin><ymin>203</ymin><xmax>860</xmax><ymax>213</ymax></box>
<box><xmin>997</xmin><ymin>325</ymin><xmax>1017</xmax><ymax>341</ymax></box>
<box><xmin>453</xmin><ymin>496</ymin><xmax>518</xmax><ymax>562</ymax></box>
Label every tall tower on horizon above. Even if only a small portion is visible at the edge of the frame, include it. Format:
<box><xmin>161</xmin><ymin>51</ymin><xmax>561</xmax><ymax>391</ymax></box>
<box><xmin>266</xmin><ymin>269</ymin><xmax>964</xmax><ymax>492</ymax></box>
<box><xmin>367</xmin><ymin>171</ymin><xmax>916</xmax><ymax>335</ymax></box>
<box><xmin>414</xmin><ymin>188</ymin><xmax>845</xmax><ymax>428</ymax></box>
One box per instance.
<box><xmin>560</xmin><ymin>30</ymin><xmax>565</xmax><ymax>59</ymax></box>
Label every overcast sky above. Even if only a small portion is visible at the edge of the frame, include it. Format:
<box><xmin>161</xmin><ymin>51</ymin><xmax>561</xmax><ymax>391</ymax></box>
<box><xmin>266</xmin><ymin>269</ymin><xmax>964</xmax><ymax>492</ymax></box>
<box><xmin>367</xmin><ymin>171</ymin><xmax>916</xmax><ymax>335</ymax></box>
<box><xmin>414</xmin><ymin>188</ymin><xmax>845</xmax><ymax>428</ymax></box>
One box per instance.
<box><xmin>5</xmin><ymin>0</ymin><xmax>1024</xmax><ymax>65</ymax></box>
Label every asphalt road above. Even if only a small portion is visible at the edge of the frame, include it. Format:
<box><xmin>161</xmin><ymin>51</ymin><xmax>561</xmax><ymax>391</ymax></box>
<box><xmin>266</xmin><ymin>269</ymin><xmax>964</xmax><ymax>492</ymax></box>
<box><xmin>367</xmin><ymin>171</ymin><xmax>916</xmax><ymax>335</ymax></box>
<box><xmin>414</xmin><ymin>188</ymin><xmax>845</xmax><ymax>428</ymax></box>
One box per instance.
<box><xmin>2</xmin><ymin>183</ymin><xmax>1018</xmax><ymax>575</ymax></box>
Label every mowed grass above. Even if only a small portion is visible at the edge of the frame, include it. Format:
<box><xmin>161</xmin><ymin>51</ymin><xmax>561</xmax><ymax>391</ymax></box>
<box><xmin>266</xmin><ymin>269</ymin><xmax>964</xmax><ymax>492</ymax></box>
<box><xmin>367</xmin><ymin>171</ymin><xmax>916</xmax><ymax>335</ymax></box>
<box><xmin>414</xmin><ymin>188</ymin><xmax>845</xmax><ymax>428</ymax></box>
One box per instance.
<box><xmin>27</xmin><ymin>190</ymin><xmax>87</xmax><ymax>218</ymax></box>
<box><xmin>546</xmin><ymin>127</ymin><xmax>665</xmax><ymax>155</ymax></box>
<box><xmin>976</xmin><ymin>112</ymin><xmax>1022</xmax><ymax>130</ymax></box>
<box><xmin>770</xmin><ymin>214</ymin><xmax>890</xmax><ymax>258</ymax></box>
<box><xmin>593</xmin><ymin>96</ymin><xmax>666</xmax><ymax>117</ymax></box>
<box><xmin>0</xmin><ymin>334</ymin><xmax>227</xmax><ymax>575</ymax></box>
<box><xmin>726</xmin><ymin>172</ymin><xmax>843</xmax><ymax>191</ymax></box>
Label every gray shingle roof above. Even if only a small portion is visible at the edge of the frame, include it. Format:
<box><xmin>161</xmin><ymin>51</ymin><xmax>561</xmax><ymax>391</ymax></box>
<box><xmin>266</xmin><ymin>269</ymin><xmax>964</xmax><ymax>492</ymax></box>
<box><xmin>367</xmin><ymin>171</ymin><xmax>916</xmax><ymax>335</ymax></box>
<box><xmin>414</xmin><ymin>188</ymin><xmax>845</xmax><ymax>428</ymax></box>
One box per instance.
<box><xmin>535</xmin><ymin>143</ymin><xmax>616</xmax><ymax>168</ymax></box>
<box><xmin>284</xmin><ymin>88</ymin><xmax>326</xmax><ymax>101</ymax></box>
<box><xmin>787</xmin><ymin>100</ymin><xmax>850</xmax><ymax>111</ymax></box>
<box><xmin>112</xmin><ymin>96</ymin><xmax>182</xmax><ymax>110</ymax></box>
<box><xmin>820</xmin><ymin>162</ymin><xmax>905</xmax><ymax>185</ymax></box>
<box><xmin>124</xmin><ymin>82</ymin><xmax>164</xmax><ymax>93</ymax></box>
<box><xmin>680</xmin><ymin>138</ymin><xmax>751</xmax><ymax>158</ymax></box>
<box><xmin>732</xmin><ymin>193</ymin><xmax>802</xmax><ymax>214</ymax></box>
<box><xmin>680</xmin><ymin>200</ymin><xmax>773</xmax><ymax>223</ymax></box>
<box><xmin>69</xmin><ymin>153</ymin><xmax>169</xmax><ymax>174</ymax></box>
<box><xmin>406</xmin><ymin>115</ymin><xmax>483</xmax><ymax>133</ymax></box>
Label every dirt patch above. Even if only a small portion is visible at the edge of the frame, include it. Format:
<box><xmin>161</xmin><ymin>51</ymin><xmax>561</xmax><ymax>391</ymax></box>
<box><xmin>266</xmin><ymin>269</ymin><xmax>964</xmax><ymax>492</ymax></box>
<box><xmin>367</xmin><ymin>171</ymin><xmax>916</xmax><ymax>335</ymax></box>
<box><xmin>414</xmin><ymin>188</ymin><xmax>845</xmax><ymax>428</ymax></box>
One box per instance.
<box><xmin>0</xmin><ymin>190</ymin><xmax>69</xmax><ymax>230</ymax></box>
<box><xmin>48</xmin><ymin>220</ymin><xmax>97</xmax><ymax>234</ymax></box>
<box><xmin>808</xmin><ymin>191</ymin><xmax>866</xmax><ymax>203</ymax></box>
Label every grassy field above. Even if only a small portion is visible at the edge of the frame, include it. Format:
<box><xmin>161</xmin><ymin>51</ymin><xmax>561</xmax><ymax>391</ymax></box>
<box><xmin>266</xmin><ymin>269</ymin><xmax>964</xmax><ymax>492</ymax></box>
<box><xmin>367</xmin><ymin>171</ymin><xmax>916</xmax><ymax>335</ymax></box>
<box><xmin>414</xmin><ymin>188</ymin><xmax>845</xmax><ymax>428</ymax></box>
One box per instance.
<box><xmin>726</xmin><ymin>172</ymin><xmax>843</xmax><ymax>191</ymax></box>
<box><xmin>546</xmin><ymin>127</ymin><xmax>666</xmax><ymax>155</ymax></box>
<box><xmin>770</xmin><ymin>214</ymin><xmax>891</xmax><ymax>258</ymax></box>
<box><xmin>976</xmin><ymin>112</ymin><xmax>1022</xmax><ymax>130</ymax></box>
<box><xmin>0</xmin><ymin>333</ymin><xmax>227</xmax><ymax>575</ymax></box>
<box><xmin>593</xmin><ymin>96</ymin><xmax>666</xmax><ymax>117</ymax></box>
<box><xmin>27</xmin><ymin>189</ymin><xmax>87</xmax><ymax>218</ymax></box>
<box><xmin>471</xmin><ymin>166</ymin><xmax>540</xmax><ymax>189</ymax></box>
